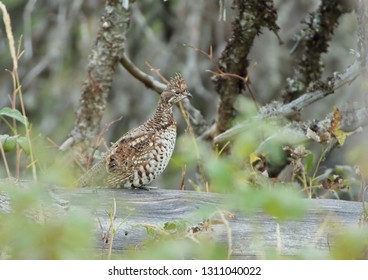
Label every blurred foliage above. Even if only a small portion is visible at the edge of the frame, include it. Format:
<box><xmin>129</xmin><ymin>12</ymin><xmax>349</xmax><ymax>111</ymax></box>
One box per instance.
<box><xmin>125</xmin><ymin>219</ymin><xmax>229</xmax><ymax>260</ymax></box>
<box><xmin>330</xmin><ymin>227</ymin><xmax>368</xmax><ymax>259</ymax></box>
<box><xmin>173</xmin><ymin>97</ymin><xmax>308</xmax><ymax>222</ymax></box>
<box><xmin>0</xmin><ymin>183</ymin><xmax>94</xmax><ymax>259</ymax></box>
<box><xmin>0</xmin><ymin>0</ymin><xmax>367</xmax><ymax>260</ymax></box>
<box><xmin>0</xmin><ymin>107</ymin><xmax>30</xmax><ymax>168</ymax></box>
<box><xmin>128</xmin><ymin>238</ymin><xmax>228</xmax><ymax>260</ymax></box>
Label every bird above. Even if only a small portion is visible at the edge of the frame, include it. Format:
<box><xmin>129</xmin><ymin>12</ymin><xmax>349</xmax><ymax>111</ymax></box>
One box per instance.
<box><xmin>77</xmin><ymin>73</ymin><xmax>192</xmax><ymax>189</ymax></box>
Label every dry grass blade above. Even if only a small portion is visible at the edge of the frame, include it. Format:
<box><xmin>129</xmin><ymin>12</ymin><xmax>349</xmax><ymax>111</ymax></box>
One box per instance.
<box><xmin>217</xmin><ymin>208</ymin><xmax>233</xmax><ymax>259</ymax></box>
<box><xmin>0</xmin><ymin>2</ymin><xmax>17</xmax><ymax>70</ymax></box>
<box><xmin>180</xmin><ymin>165</ymin><xmax>186</xmax><ymax>191</ymax></box>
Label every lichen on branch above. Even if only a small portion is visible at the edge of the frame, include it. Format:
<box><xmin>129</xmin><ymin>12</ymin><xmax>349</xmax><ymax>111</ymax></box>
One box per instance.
<box><xmin>61</xmin><ymin>1</ymin><xmax>133</xmax><ymax>150</ymax></box>
<box><xmin>214</xmin><ymin>0</ymin><xmax>280</xmax><ymax>136</ymax></box>
<box><xmin>283</xmin><ymin>0</ymin><xmax>354</xmax><ymax>102</ymax></box>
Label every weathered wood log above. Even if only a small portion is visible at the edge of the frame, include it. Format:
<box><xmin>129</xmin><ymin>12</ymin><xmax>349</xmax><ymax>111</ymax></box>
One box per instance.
<box><xmin>49</xmin><ymin>188</ymin><xmax>365</xmax><ymax>259</ymax></box>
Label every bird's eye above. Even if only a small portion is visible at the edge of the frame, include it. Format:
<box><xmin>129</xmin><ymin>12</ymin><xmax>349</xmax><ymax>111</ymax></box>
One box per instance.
<box><xmin>172</xmin><ymin>89</ymin><xmax>180</xmax><ymax>95</ymax></box>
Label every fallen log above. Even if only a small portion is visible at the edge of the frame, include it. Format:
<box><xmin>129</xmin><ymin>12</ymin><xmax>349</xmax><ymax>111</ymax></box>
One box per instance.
<box><xmin>48</xmin><ymin>188</ymin><xmax>364</xmax><ymax>259</ymax></box>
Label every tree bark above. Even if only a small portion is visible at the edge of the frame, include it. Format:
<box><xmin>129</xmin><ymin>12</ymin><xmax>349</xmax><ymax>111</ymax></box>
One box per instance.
<box><xmin>60</xmin><ymin>1</ymin><xmax>133</xmax><ymax>150</ymax></box>
<box><xmin>214</xmin><ymin>0</ymin><xmax>280</xmax><ymax>136</ymax></box>
<box><xmin>283</xmin><ymin>0</ymin><xmax>354</xmax><ymax>103</ymax></box>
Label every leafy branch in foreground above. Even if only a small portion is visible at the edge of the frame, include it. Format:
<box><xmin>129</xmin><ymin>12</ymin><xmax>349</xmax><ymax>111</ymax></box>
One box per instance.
<box><xmin>0</xmin><ymin>3</ymin><xmax>36</xmax><ymax>180</ymax></box>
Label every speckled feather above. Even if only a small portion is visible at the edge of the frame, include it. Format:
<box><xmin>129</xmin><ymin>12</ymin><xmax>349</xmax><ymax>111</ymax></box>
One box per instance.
<box><xmin>77</xmin><ymin>74</ymin><xmax>191</xmax><ymax>189</ymax></box>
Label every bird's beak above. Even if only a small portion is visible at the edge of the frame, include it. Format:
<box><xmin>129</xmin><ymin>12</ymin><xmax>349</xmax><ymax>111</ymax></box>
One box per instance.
<box><xmin>186</xmin><ymin>92</ymin><xmax>193</xmax><ymax>99</ymax></box>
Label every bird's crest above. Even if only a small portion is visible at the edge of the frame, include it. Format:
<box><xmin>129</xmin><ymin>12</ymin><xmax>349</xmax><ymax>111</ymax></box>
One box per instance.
<box><xmin>167</xmin><ymin>73</ymin><xmax>187</xmax><ymax>92</ymax></box>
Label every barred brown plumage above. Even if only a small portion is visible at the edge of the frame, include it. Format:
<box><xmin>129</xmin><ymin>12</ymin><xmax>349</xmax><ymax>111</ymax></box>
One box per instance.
<box><xmin>77</xmin><ymin>73</ymin><xmax>191</xmax><ymax>189</ymax></box>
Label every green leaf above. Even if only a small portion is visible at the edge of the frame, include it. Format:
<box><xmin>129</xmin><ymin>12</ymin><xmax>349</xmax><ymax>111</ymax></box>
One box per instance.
<box><xmin>304</xmin><ymin>153</ymin><xmax>314</xmax><ymax>174</ymax></box>
<box><xmin>0</xmin><ymin>134</ymin><xmax>16</xmax><ymax>152</ymax></box>
<box><xmin>334</xmin><ymin>129</ymin><xmax>353</xmax><ymax>146</ymax></box>
<box><xmin>16</xmin><ymin>136</ymin><xmax>30</xmax><ymax>155</ymax></box>
<box><xmin>0</xmin><ymin>135</ymin><xmax>30</xmax><ymax>155</ymax></box>
<box><xmin>0</xmin><ymin>107</ymin><xmax>28</xmax><ymax>126</ymax></box>
<box><xmin>163</xmin><ymin>220</ymin><xmax>187</xmax><ymax>234</ymax></box>
<box><xmin>331</xmin><ymin>227</ymin><xmax>368</xmax><ymax>259</ymax></box>
<box><xmin>229</xmin><ymin>188</ymin><xmax>267</xmax><ymax>213</ymax></box>
<box><xmin>205</xmin><ymin>157</ymin><xmax>236</xmax><ymax>192</ymax></box>
<box><xmin>144</xmin><ymin>225</ymin><xmax>156</xmax><ymax>237</ymax></box>
<box><xmin>262</xmin><ymin>188</ymin><xmax>306</xmax><ymax>220</ymax></box>
<box><xmin>163</xmin><ymin>222</ymin><xmax>177</xmax><ymax>231</ymax></box>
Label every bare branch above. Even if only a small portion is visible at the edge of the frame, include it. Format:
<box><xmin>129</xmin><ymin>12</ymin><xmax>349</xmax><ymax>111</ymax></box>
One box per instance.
<box><xmin>277</xmin><ymin>61</ymin><xmax>360</xmax><ymax>118</ymax></box>
<box><xmin>119</xmin><ymin>53</ymin><xmax>166</xmax><ymax>93</ymax></box>
<box><xmin>357</xmin><ymin>0</ymin><xmax>368</xmax><ymax>70</ymax></box>
<box><xmin>214</xmin><ymin>60</ymin><xmax>360</xmax><ymax>144</ymax></box>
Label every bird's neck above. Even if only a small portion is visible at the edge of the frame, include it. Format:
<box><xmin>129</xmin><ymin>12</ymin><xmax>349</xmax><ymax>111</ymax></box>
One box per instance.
<box><xmin>147</xmin><ymin>99</ymin><xmax>175</xmax><ymax>130</ymax></box>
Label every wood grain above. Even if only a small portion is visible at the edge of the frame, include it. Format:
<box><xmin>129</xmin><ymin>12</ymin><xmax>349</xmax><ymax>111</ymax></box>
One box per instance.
<box><xmin>50</xmin><ymin>188</ymin><xmax>364</xmax><ymax>259</ymax></box>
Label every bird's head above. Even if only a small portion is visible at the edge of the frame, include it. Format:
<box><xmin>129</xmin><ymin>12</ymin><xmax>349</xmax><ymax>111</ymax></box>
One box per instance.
<box><xmin>161</xmin><ymin>73</ymin><xmax>192</xmax><ymax>107</ymax></box>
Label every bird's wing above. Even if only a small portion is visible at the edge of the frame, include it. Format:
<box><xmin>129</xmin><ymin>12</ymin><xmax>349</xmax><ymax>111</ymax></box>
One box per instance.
<box><xmin>76</xmin><ymin>159</ymin><xmax>107</xmax><ymax>187</ymax></box>
<box><xmin>104</xmin><ymin>129</ymin><xmax>156</xmax><ymax>180</ymax></box>
<box><xmin>77</xmin><ymin>127</ymin><xmax>156</xmax><ymax>187</ymax></box>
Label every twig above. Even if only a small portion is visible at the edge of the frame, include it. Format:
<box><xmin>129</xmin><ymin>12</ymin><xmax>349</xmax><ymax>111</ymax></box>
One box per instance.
<box><xmin>107</xmin><ymin>198</ymin><xmax>117</xmax><ymax>260</ymax></box>
<box><xmin>184</xmin><ymin>44</ymin><xmax>258</xmax><ymax>106</ymax></box>
<box><xmin>95</xmin><ymin>213</ymin><xmax>108</xmax><ymax>247</ymax></box>
<box><xmin>178</xmin><ymin>101</ymin><xmax>207</xmax><ymax>187</ymax></box>
<box><xmin>217</xmin><ymin>209</ymin><xmax>232</xmax><ymax>259</ymax></box>
<box><xmin>203</xmin><ymin>181</ymin><xmax>209</xmax><ymax>192</ymax></box>
<box><xmin>276</xmin><ymin>223</ymin><xmax>281</xmax><ymax>255</ymax></box>
<box><xmin>358</xmin><ymin>172</ymin><xmax>367</xmax><ymax>225</ymax></box>
<box><xmin>180</xmin><ymin>165</ymin><xmax>186</xmax><ymax>191</ymax></box>
<box><xmin>278</xmin><ymin>62</ymin><xmax>360</xmax><ymax>118</ymax></box>
<box><xmin>86</xmin><ymin>116</ymin><xmax>123</xmax><ymax>169</ymax></box>
<box><xmin>0</xmin><ymin>142</ymin><xmax>12</xmax><ymax>178</ymax></box>
<box><xmin>311</xmin><ymin>214</ymin><xmax>333</xmax><ymax>247</ymax></box>
<box><xmin>106</xmin><ymin>199</ymin><xmax>134</xmax><ymax>259</ymax></box>
<box><xmin>145</xmin><ymin>62</ymin><xmax>169</xmax><ymax>84</ymax></box>
<box><xmin>59</xmin><ymin>137</ymin><xmax>75</xmax><ymax>151</ymax></box>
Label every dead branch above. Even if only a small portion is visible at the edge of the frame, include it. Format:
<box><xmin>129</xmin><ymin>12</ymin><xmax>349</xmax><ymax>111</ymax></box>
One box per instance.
<box><xmin>214</xmin><ymin>60</ymin><xmax>361</xmax><ymax>144</ymax></box>
<box><xmin>357</xmin><ymin>0</ymin><xmax>368</xmax><ymax>70</ymax></box>
<box><xmin>119</xmin><ymin>53</ymin><xmax>166</xmax><ymax>93</ymax></box>
<box><xmin>276</xmin><ymin>61</ymin><xmax>360</xmax><ymax>118</ymax></box>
